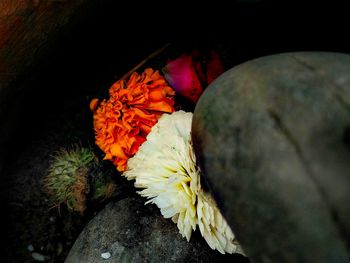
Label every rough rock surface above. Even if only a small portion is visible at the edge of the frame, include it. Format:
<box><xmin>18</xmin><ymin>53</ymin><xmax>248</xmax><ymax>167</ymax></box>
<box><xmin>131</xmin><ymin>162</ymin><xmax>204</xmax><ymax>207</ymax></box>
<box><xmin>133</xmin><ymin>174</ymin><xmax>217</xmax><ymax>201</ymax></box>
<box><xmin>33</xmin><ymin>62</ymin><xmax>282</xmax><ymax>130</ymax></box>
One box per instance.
<box><xmin>65</xmin><ymin>195</ymin><xmax>248</xmax><ymax>263</ymax></box>
<box><xmin>192</xmin><ymin>52</ymin><xmax>350</xmax><ymax>263</ymax></box>
<box><xmin>0</xmin><ymin>0</ymin><xmax>96</xmax><ymax>156</ymax></box>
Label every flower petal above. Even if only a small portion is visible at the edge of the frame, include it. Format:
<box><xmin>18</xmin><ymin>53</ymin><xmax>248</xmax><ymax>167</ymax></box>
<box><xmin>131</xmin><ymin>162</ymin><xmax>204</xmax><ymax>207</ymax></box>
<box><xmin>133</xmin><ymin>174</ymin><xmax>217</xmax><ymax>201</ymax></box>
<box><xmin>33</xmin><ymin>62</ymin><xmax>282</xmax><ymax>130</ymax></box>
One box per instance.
<box><xmin>163</xmin><ymin>55</ymin><xmax>203</xmax><ymax>103</ymax></box>
<box><xmin>206</xmin><ymin>50</ymin><xmax>225</xmax><ymax>84</ymax></box>
<box><xmin>91</xmin><ymin>68</ymin><xmax>175</xmax><ymax>172</ymax></box>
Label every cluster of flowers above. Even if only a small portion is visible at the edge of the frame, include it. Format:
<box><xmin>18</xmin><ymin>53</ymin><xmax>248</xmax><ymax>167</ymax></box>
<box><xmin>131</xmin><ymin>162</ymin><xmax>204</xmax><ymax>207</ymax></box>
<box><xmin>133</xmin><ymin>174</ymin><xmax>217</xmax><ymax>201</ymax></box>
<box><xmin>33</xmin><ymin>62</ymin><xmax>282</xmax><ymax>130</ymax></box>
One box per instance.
<box><xmin>91</xmin><ymin>54</ymin><xmax>244</xmax><ymax>255</ymax></box>
<box><xmin>124</xmin><ymin>111</ymin><xmax>242</xmax><ymax>254</ymax></box>
<box><xmin>90</xmin><ymin>68</ymin><xmax>175</xmax><ymax>172</ymax></box>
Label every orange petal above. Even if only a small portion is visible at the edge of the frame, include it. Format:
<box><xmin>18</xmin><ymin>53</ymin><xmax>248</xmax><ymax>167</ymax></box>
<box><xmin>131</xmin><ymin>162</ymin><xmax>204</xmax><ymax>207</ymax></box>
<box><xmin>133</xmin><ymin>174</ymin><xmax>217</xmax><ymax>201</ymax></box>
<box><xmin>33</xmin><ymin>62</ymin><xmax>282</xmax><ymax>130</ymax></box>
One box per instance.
<box><xmin>122</xmin><ymin>110</ymin><xmax>135</xmax><ymax>131</ymax></box>
<box><xmin>132</xmin><ymin>108</ymin><xmax>157</xmax><ymax>122</ymax></box>
<box><xmin>92</xmin><ymin>67</ymin><xmax>175</xmax><ymax>172</ymax></box>
<box><xmin>128</xmin><ymin>96</ymin><xmax>147</xmax><ymax>105</ymax></box>
<box><xmin>90</xmin><ymin>98</ymin><xmax>99</xmax><ymax>111</ymax></box>
<box><xmin>164</xmin><ymin>86</ymin><xmax>176</xmax><ymax>96</ymax></box>
<box><xmin>148</xmin><ymin>87</ymin><xmax>165</xmax><ymax>101</ymax></box>
<box><xmin>113</xmin><ymin>100</ymin><xmax>123</xmax><ymax>111</ymax></box>
<box><xmin>129</xmin><ymin>136</ymin><xmax>146</xmax><ymax>155</ymax></box>
<box><xmin>144</xmin><ymin>100</ymin><xmax>173</xmax><ymax>113</ymax></box>
<box><xmin>109</xmin><ymin>82</ymin><xmax>121</xmax><ymax>97</ymax></box>
<box><xmin>150</xmin><ymin>69</ymin><xmax>162</xmax><ymax>80</ymax></box>
<box><xmin>103</xmin><ymin>153</ymin><xmax>113</xmax><ymax>161</ymax></box>
<box><xmin>110</xmin><ymin>143</ymin><xmax>128</xmax><ymax>159</ymax></box>
<box><xmin>114</xmin><ymin>158</ymin><xmax>127</xmax><ymax>172</ymax></box>
<box><xmin>138</xmin><ymin>123</ymin><xmax>152</xmax><ymax>134</ymax></box>
<box><xmin>128</xmin><ymin>72</ymin><xmax>141</xmax><ymax>87</ymax></box>
<box><xmin>148</xmin><ymin>79</ymin><xmax>166</xmax><ymax>88</ymax></box>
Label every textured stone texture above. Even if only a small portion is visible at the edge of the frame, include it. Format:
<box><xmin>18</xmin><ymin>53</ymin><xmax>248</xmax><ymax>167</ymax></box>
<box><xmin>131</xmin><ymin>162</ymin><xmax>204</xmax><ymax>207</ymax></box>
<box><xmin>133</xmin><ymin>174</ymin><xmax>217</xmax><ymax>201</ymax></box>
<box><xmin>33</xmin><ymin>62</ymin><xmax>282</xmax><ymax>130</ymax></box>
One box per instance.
<box><xmin>65</xmin><ymin>195</ymin><xmax>248</xmax><ymax>263</ymax></box>
<box><xmin>192</xmin><ymin>52</ymin><xmax>350</xmax><ymax>263</ymax></box>
<box><xmin>0</xmin><ymin>0</ymin><xmax>98</xmax><ymax>176</ymax></box>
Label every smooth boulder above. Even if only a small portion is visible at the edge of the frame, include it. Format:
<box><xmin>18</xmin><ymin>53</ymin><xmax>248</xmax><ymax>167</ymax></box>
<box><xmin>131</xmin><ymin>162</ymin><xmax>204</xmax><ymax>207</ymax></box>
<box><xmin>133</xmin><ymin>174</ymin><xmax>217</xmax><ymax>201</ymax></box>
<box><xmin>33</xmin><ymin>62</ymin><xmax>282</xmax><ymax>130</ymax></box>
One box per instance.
<box><xmin>65</xmin><ymin>195</ymin><xmax>248</xmax><ymax>263</ymax></box>
<box><xmin>192</xmin><ymin>52</ymin><xmax>350</xmax><ymax>263</ymax></box>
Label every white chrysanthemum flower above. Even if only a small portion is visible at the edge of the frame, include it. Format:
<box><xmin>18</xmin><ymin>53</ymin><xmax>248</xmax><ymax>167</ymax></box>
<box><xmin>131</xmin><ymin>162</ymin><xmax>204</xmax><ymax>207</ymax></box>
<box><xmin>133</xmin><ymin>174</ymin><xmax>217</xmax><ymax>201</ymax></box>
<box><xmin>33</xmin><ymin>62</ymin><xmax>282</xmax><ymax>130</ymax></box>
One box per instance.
<box><xmin>123</xmin><ymin>110</ymin><xmax>244</xmax><ymax>255</ymax></box>
<box><xmin>197</xmin><ymin>190</ymin><xmax>243</xmax><ymax>254</ymax></box>
<box><xmin>124</xmin><ymin>111</ymin><xmax>198</xmax><ymax>241</ymax></box>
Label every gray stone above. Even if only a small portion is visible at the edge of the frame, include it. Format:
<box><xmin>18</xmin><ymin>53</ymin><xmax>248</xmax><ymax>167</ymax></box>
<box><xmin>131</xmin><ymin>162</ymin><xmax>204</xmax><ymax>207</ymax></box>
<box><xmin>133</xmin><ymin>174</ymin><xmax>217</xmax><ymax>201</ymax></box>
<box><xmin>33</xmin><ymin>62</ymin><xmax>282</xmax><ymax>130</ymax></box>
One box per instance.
<box><xmin>31</xmin><ymin>252</ymin><xmax>48</xmax><ymax>262</ymax></box>
<box><xmin>192</xmin><ymin>52</ymin><xmax>350</xmax><ymax>263</ymax></box>
<box><xmin>65</xmin><ymin>195</ymin><xmax>248</xmax><ymax>263</ymax></box>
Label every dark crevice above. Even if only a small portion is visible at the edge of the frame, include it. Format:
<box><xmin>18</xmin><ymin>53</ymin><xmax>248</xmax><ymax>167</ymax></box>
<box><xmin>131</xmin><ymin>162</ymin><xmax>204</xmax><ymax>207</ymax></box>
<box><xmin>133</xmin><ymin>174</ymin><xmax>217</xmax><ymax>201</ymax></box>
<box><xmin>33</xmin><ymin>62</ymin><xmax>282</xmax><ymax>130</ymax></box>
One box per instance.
<box><xmin>335</xmin><ymin>93</ymin><xmax>350</xmax><ymax>113</ymax></box>
<box><xmin>233</xmin><ymin>128</ymin><xmax>242</xmax><ymax>168</ymax></box>
<box><xmin>267</xmin><ymin>110</ymin><xmax>303</xmax><ymax>156</ymax></box>
<box><xmin>289</xmin><ymin>54</ymin><xmax>317</xmax><ymax>72</ymax></box>
<box><xmin>343</xmin><ymin>126</ymin><xmax>350</xmax><ymax>146</ymax></box>
<box><xmin>267</xmin><ymin>109</ymin><xmax>350</xmax><ymax>253</ymax></box>
<box><xmin>334</xmin><ymin>93</ymin><xmax>350</xmax><ymax>148</ymax></box>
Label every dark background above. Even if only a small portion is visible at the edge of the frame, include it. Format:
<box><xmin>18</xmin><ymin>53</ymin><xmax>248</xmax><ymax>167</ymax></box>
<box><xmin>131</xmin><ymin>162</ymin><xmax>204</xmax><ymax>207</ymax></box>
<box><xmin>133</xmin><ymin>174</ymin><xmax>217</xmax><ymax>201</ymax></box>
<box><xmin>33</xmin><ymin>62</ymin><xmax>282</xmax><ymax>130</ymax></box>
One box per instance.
<box><xmin>0</xmin><ymin>0</ymin><xmax>349</xmax><ymax>262</ymax></box>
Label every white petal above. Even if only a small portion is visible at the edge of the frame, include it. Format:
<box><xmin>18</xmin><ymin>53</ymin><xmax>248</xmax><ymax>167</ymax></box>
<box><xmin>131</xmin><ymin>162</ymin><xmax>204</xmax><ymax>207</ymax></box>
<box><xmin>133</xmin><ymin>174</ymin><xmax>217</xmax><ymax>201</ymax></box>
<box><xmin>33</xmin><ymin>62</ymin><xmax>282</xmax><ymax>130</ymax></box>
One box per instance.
<box><xmin>197</xmin><ymin>190</ymin><xmax>243</xmax><ymax>255</ymax></box>
<box><xmin>123</xmin><ymin>111</ymin><xmax>199</xmax><ymax>243</ymax></box>
<box><xmin>122</xmin><ymin>111</ymin><xmax>244</xmax><ymax>256</ymax></box>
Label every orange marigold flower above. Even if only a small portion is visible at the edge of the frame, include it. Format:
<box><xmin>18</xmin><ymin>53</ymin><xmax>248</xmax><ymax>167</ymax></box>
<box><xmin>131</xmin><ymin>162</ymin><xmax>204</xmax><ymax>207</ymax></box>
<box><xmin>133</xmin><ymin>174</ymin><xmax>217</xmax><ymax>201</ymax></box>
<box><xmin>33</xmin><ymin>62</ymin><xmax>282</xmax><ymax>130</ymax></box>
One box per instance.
<box><xmin>91</xmin><ymin>68</ymin><xmax>175</xmax><ymax>172</ymax></box>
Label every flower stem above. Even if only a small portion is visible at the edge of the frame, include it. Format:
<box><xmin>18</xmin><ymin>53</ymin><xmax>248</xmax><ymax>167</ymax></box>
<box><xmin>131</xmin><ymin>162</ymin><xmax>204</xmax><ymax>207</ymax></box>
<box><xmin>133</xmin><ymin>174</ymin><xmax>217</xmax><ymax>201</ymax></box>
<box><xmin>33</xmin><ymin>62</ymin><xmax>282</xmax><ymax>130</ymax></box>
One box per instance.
<box><xmin>121</xmin><ymin>43</ymin><xmax>171</xmax><ymax>80</ymax></box>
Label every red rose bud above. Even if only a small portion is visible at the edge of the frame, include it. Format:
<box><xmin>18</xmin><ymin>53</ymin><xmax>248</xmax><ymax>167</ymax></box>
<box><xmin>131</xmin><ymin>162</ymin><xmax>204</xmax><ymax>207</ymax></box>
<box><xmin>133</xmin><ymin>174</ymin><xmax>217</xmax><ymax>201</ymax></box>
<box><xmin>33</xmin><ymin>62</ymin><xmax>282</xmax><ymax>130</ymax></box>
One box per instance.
<box><xmin>206</xmin><ymin>50</ymin><xmax>225</xmax><ymax>84</ymax></box>
<box><xmin>163</xmin><ymin>54</ymin><xmax>203</xmax><ymax>104</ymax></box>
